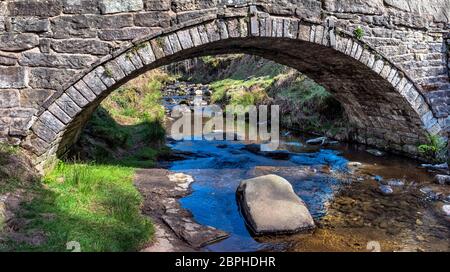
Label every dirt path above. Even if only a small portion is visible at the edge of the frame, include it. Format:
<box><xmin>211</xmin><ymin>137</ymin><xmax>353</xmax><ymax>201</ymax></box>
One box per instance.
<box><xmin>134</xmin><ymin>168</ymin><xmax>229</xmax><ymax>252</ymax></box>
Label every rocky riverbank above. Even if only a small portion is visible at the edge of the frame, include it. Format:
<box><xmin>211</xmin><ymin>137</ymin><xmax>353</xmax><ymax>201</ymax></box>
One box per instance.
<box><xmin>136</xmin><ymin>168</ymin><xmax>229</xmax><ymax>252</ymax></box>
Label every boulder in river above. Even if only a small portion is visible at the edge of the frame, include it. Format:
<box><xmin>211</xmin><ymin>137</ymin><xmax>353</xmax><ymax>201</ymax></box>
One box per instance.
<box><xmin>236</xmin><ymin>174</ymin><xmax>315</xmax><ymax>235</ymax></box>
<box><xmin>420</xmin><ymin>162</ymin><xmax>448</xmax><ymax>170</ymax></box>
<box><xmin>434</xmin><ymin>175</ymin><xmax>450</xmax><ymax>185</ymax></box>
<box><xmin>306</xmin><ymin>137</ymin><xmax>327</xmax><ymax>146</ymax></box>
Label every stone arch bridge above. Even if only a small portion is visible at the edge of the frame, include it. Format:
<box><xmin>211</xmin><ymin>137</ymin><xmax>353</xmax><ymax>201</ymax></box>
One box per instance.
<box><xmin>0</xmin><ymin>0</ymin><xmax>449</xmax><ymax>171</ymax></box>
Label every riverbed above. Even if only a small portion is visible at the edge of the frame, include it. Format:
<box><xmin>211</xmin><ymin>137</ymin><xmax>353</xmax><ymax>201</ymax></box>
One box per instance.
<box><xmin>161</xmin><ymin>82</ymin><xmax>450</xmax><ymax>252</ymax></box>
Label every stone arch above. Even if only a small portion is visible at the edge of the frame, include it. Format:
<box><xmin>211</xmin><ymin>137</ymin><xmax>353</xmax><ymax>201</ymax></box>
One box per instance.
<box><xmin>20</xmin><ymin>14</ymin><xmax>444</xmax><ymax>171</ymax></box>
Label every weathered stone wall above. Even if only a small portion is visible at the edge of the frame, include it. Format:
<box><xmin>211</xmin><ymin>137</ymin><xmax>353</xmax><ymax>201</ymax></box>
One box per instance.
<box><xmin>0</xmin><ymin>0</ymin><xmax>449</xmax><ymax>169</ymax></box>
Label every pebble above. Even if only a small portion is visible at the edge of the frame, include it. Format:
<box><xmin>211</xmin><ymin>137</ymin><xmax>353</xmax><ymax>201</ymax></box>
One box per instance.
<box><xmin>379</xmin><ymin>185</ymin><xmax>394</xmax><ymax>195</ymax></box>
<box><xmin>373</xmin><ymin>175</ymin><xmax>383</xmax><ymax>182</ymax></box>
<box><xmin>445</xmin><ymin>195</ymin><xmax>450</xmax><ymax>204</ymax></box>
<box><xmin>387</xmin><ymin>179</ymin><xmax>405</xmax><ymax>187</ymax></box>
<box><xmin>348</xmin><ymin>162</ymin><xmax>362</xmax><ymax>168</ymax></box>
<box><xmin>443</xmin><ymin>205</ymin><xmax>450</xmax><ymax>217</ymax></box>
<box><xmin>416</xmin><ymin>235</ymin><xmax>425</xmax><ymax>241</ymax></box>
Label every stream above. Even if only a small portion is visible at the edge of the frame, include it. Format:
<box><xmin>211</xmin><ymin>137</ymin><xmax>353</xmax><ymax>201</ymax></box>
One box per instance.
<box><xmin>161</xmin><ymin>81</ymin><xmax>450</xmax><ymax>252</ymax></box>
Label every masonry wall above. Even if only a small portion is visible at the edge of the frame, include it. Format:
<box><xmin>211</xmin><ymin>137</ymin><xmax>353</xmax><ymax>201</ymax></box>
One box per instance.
<box><xmin>0</xmin><ymin>0</ymin><xmax>449</xmax><ymax>157</ymax></box>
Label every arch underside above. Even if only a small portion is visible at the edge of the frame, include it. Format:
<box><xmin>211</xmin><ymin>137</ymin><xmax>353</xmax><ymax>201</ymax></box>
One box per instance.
<box><xmin>23</xmin><ymin>19</ymin><xmax>443</xmax><ymax>170</ymax></box>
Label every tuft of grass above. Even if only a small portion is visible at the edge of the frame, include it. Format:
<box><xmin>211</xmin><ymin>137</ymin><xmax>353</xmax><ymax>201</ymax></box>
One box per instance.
<box><xmin>4</xmin><ymin>162</ymin><xmax>154</xmax><ymax>252</ymax></box>
<box><xmin>418</xmin><ymin>134</ymin><xmax>448</xmax><ymax>163</ymax></box>
<box><xmin>354</xmin><ymin>26</ymin><xmax>365</xmax><ymax>40</ymax></box>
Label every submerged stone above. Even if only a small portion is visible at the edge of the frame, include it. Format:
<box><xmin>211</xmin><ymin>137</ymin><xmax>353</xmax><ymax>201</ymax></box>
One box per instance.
<box><xmin>366</xmin><ymin>149</ymin><xmax>385</xmax><ymax>157</ymax></box>
<box><xmin>236</xmin><ymin>174</ymin><xmax>315</xmax><ymax>235</ymax></box>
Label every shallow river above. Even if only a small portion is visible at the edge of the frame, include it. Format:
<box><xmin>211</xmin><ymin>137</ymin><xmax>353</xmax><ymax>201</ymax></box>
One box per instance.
<box><xmin>165</xmin><ymin>134</ymin><xmax>449</xmax><ymax>252</ymax></box>
<box><xmin>162</xmin><ymin>83</ymin><xmax>449</xmax><ymax>252</ymax></box>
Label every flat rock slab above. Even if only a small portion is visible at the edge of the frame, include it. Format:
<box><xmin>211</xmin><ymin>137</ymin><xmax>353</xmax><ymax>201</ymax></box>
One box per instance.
<box><xmin>237</xmin><ymin>174</ymin><xmax>316</xmax><ymax>235</ymax></box>
<box><xmin>135</xmin><ymin>168</ymin><xmax>229</xmax><ymax>251</ymax></box>
<box><xmin>162</xmin><ymin>216</ymin><xmax>229</xmax><ymax>248</ymax></box>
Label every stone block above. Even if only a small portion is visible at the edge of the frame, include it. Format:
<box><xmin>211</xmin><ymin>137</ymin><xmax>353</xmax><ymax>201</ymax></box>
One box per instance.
<box><xmin>135</xmin><ymin>42</ymin><xmax>156</xmax><ymax>65</ymax></box>
<box><xmin>32</xmin><ymin>120</ymin><xmax>57</xmax><ymax>144</ymax></box>
<box><xmin>8</xmin><ymin>0</ymin><xmax>62</xmax><ymax>17</ymax></box>
<box><xmin>20</xmin><ymin>89</ymin><xmax>54</xmax><ymax>109</ymax></box>
<box><xmin>19</xmin><ymin>52</ymin><xmax>95</xmax><ymax>69</ymax></box>
<box><xmin>50</xmin><ymin>15</ymin><xmax>97</xmax><ymax>39</ymax></box>
<box><xmin>0</xmin><ymin>67</ymin><xmax>26</xmax><ymax>89</ymax></box>
<box><xmin>51</xmin><ymin>39</ymin><xmax>112</xmax><ymax>55</ymax></box>
<box><xmin>0</xmin><ymin>90</ymin><xmax>20</xmax><ymax>108</ymax></box>
<box><xmin>134</xmin><ymin>12</ymin><xmax>170</xmax><ymax>28</ymax></box>
<box><xmin>177</xmin><ymin>30</ymin><xmax>194</xmax><ymax>50</ymax></box>
<box><xmin>144</xmin><ymin>0</ymin><xmax>170</xmax><ymax>11</ymax></box>
<box><xmin>103</xmin><ymin>60</ymin><xmax>126</xmax><ymax>82</ymax></box>
<box><xmin>93</xmin><ymin>66</ymin><xmax>116</xmax><ymax>88</ymax></box>
<box><xmin>48</xmin><ymin>103</ymin><xmax>71</xmax><ymax>125</ymax></box>
<box><xmin>62</xmin><ymin>0</ymin><xmax>100</xmax><ymax>14</ymax></box>
<box><xmin>39</xmin><ymin>111</ymin><xmax>65</xmax><ymax>133</ymax></box>
<box><xmin>83</xmin><ymin>72</ymin><xmax>107</xmax><ymax>95</ymax></box>
<box><xmin>74</xmin><ymin>80</ymin><xmax>97</xmax><ymax>102</ymax></box>
<box><xmin>66</xmin><ymin>86</ymin><xmax>89</xmax><ymax>107</ymax></box>
<box><xmin>115</xmin><ymin>54</ymin><xmax>136</xmax><ymax>75</ymax></box>
<box><xmin>0</xmin><ymin>33</ymin><xmax>39</xmax><ymax>52</ymax></box>
<box><xmin>90</xmin><ymin>14</ymin><xmax>134</xmax><ymax>28</ymax></box>
<box><xmin>98</xmin><ymin>27</ymin><xmax>152</xmax><ymax>41</ymax></box>
<box><xmin>168</xmin><ymin>33</ymin><xmax>182</xmax><ymax>53</ymax></box>
<box><xmin>10</xmin><ymin>17</ymin><xmax>50</xmax><ymax>33</ymax></box>
<box><xmin>99</xmin><ymin>0</ymin><xmax>143</xmax><ymax>14</ymax></box>
<box><xmin>29</xmin><ymin>68</ymin><xmax>79</xmax><ymax>90</ymax></box>
<box><xmin>0</xmin><ymin>54</ymin><xmax>17</xmax><ymax>66</ymax></box>
<box><xmin>55</xmin><ymin>94</ymin><xmax>81</xmax><ymax>118</ymax></box>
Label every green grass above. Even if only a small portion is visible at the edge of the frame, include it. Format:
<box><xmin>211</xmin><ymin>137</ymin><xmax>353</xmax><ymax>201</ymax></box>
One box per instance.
<box><xmin>354</xmin><ymin>26</ymin><xmax>365</xmax><ymax>40</ymax></box>
<box><xmin>3</xmin><ymin>162</ymin><xmax>154</xmax><ymax>252</ymax></box>
<box><xmin>270</xmin><ymin>73</ymin><xmax>344</xmax><ymax>133</ymax></box>
<box><xmin>76</xmin><ymin>70</ymin><xmax>170</xmax><ymax>167</ymax></box>
<box><xmin>418</xmin><ymin>134</ymin><xmax>448</xmax><ymax>163</ymax></box>
<box><xmin>210</xmin><ymin>77</ymin><xmax>272</xmax><ymax>106</ymax></box>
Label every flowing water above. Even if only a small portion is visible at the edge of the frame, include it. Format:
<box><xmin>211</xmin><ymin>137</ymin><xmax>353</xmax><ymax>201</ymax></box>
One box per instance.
<box><xmin>162</xmin><ymin>82</ymin><xmax>450</xmax><ymax>252</ymax></box>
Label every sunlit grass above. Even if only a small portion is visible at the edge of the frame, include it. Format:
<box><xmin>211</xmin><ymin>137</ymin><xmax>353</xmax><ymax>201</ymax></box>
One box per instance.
<box><xmin>5</xmin><ymin>162</ymin><xmax>153</xmax><ymax>252</ymax></box>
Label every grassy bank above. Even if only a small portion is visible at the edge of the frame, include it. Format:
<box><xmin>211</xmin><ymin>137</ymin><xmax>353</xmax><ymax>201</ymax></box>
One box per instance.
<box><xmin>1</xmin><ymin>70</ymin><xmax>175</xmax><ymax>252</ymax></box>
<box><xmin>174</xmin><ymin>54</ymin><xmax>346</xmax><ymax>136</ymax></box>
<box><xmin>71</xmin><ymin>70</ymin><xmax>173</xmax><ymax>168</ymax></box>
<box><xmin>1</xmin><ymin>162</ymin><xmax>153</xmax><ymax>252</ymax></box>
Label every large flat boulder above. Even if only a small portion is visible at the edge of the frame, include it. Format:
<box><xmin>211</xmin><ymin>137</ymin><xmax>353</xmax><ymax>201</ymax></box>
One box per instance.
<box><xmin>236</xmin><ymin>174</ymin><xmax>315</xmax><ymax>235</ymax></box>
